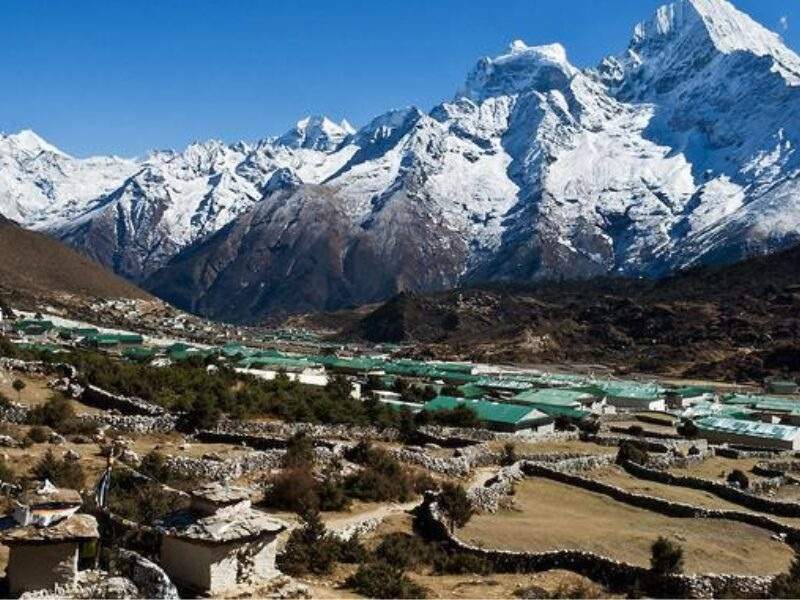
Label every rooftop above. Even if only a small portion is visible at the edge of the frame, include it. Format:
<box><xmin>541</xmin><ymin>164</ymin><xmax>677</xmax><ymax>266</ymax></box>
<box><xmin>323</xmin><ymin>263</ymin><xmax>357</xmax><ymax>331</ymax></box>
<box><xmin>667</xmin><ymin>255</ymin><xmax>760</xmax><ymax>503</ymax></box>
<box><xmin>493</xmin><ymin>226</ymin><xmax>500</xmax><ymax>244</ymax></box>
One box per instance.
<box><xmin>695</xmin><ymin>416</ymin><xmax>800</xmax><ymax>442</ymax></box>
<box><xmin>0</xmin><ymin>513</ymin><xmax>99</xmax><ymax>543</ymax></box>
<box><xmin>424</xmin><ymin>396</ymin><xmax>550</xmax><ymax>425</ymax></box>
<box><xmin>158</xmin><ymin>507</ymin><xmax>286</xmax><ymax>543</ymax></box>
<box><xmin>512</xmin><ymin>388</ymin><xmax>593</xmax><ymax>407</ymax></box>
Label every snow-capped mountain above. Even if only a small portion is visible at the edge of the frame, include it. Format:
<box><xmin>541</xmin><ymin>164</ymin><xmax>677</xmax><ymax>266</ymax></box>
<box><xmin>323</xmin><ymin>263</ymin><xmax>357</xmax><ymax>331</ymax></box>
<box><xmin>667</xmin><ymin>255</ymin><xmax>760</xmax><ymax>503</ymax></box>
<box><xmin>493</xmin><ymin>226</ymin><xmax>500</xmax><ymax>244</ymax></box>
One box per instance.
<box><xmin>2</xmin><ymin>0</ymin><xmax>800</xmax><ymax>321</ymax></box>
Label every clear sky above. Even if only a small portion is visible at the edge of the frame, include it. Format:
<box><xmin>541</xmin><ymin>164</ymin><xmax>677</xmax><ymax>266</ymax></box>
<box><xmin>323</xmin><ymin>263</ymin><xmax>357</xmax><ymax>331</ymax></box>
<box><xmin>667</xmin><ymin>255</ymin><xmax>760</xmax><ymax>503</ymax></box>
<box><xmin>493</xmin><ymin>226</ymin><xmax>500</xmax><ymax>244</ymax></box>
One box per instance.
<box><xmin>1</xmin><ymin>0</ymin><xmax>798</xmax><ymax>157</ymax></box>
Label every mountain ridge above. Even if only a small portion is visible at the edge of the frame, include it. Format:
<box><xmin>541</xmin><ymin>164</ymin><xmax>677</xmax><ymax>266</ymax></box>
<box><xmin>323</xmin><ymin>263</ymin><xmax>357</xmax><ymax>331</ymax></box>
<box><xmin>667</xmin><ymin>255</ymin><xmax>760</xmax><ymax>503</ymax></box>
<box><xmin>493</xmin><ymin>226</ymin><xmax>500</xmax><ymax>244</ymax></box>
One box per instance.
<box><xmin>3</xmin><ymin>0</ymin><xmax>800</xmax><ymax>322</ymax></box>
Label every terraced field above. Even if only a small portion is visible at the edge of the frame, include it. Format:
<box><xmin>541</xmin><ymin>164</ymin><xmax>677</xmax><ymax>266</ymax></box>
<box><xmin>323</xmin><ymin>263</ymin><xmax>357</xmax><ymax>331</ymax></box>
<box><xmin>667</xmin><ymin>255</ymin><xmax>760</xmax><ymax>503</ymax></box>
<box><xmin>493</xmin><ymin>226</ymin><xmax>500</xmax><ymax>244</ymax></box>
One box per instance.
<box><xmin>460</xmin><ymin>477</ymin><xmax>794</xmax><ymax>575</ymax></box>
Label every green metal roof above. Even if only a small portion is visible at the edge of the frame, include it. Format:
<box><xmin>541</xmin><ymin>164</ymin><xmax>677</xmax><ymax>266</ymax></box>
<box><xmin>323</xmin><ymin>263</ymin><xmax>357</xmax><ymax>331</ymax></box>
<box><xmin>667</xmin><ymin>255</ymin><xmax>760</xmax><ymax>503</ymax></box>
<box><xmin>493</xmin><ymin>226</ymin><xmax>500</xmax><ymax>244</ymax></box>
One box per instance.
<box><xmin>458</xmin><ymin>383</ymin><xmax>485</xmax><ymax>399</ymax></box>
<box><xmin>528</xmin><ymin>404</ymin><xmax>591</xmax><ymax>420</ymax></box>
<box><xmin>424</xmin><ymin>396</ymin><xmax>549</xmax><ymax>425</ymax></box>
<box><xmin>695</xmin><ymin>416</ymin><xmax>800</xmax><ymax>442</ymax></box>
<box><xmin>595</xmin><ymin>381</ymin><xmax>664</xmax><ymax>400</ymax></box>
<box><xmin>512</xmin><ymin>388</ymin><xmax>593</xmax><ymax>407</ymax></box>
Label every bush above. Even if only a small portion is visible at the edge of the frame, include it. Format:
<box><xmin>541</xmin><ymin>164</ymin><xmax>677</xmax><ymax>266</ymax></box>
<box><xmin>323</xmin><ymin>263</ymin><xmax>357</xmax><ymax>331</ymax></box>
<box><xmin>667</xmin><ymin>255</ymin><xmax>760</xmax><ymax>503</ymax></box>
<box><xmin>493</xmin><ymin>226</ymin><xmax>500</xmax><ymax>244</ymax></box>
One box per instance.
<box><xmin>27</xmin><ymin>396</ymin><xmax>75</xmax><ymax>430</ymax></box>
<box><xmin>628</xmin><ymin>424</ymin><xmax>644</xmax><ymax>437</ymax></box>
<box><xmin>677</xmin><ymin>420</ymin><xmax>699</xmax><ymax>439</ymax></box>
<box><xmin>438</xmin><ymin>482</ymin><xmax>473</xmax><ymax>532</ymax></box>
<box><xmin>650</xmin><ymin>536</ymin><xmax>684</xmax><ymax>575</ymax></box>
<box><xmin>346</xmin><ymin>561</ymin><xmax>426</xmax><ymax>599</ymax></box>
<box><xmin>317</xmin><ymin>477</ymin><xmax>351</xmax><ymax>512</ymax></box>
<box><xmin>25</xmin><ymin>425</ymin><xmax>50</xmax><ymax>444</ymax></box>
<box><xmin>577</xmin><ymin>418</ymin><xmax>600</xmax><ymax>435</ymax></box>
<box><xmin>344</xmin><ymin>445</ymin><xmax>417</xmax><ymax>503</ymax></box>
<box><xmin>374</xmin><ymin>533</ymin><xmax>434</xmax><ymax>570</ymax></box>
<box><xmin>266</xmin><ymin>468</ymin><xmax>320</xmax><ymax>514</ymax></box>
<box><xmin>283</xmin><ymin>432</ymin><xmax>316</xmax><ymax>469</ymax></box>
<box><xmin>727</xmin><ymin>469</ymin><xmax>750</xmax><ymax>490</ymax></box>
<box><xmin>771</xmin><ymin>549</ymin><xmax>800</xmax><ymax>598</ymax></box>
<box><xmin>433</xmin><ymin>552</ymin><xmax>492</xmax><ymax>575</ymax></box>
<box><xmin>423</xmin><ymin>406</ymin><xmax>479</xmax><ymax>428</ymax></box>
<box><xmin>500</xmin><ymin>442</ymin><xmax>518</xmax><ymax>466</ymax></box>
<box><xmin>549</xmin><ymin>578</ymin><xmax>603</xmax><ymax>599</ymax></box>
<box><xmin>177</xmin><ymin>392</ymin><xmax>221</xmax><ymax>432</ymax></box>
<box><xmin>616</xmin><ymin>441</ymin><xmax>648</xmax><ymax>466</ymax></box>
<box><xmin>554</xmin><ymin>415</ymin><xmax>575</xmax><ymax>432</ymax></box>
<box><xmin>107</xmin><ymin>471</ymin><xmax>186</xmax><ymax>524</ymax></box>
<box><xmin>0</xmin><ymin>459</ymin><xmax>17</xmax><ymax>486</ymax></box>
<box><xmin>278</xmin><ymin>510</ymin><xmax>341</xmax><ymax>576</ymax></box>
<box><xmin>31</xmin><ymin>449</ymin><xmax>86</xmax><ymax>489</ymax></box>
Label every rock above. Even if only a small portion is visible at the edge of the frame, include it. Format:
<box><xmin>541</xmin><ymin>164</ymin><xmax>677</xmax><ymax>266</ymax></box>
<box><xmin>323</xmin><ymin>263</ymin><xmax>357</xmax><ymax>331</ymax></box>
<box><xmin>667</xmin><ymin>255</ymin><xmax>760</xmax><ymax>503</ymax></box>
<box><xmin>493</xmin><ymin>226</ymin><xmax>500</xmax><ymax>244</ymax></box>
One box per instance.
<box><xmin>0</xmin><ymin>435</ymin><xmax>19</xmax><ymax>448</ymax></box>
<box><xmin>119</xmin><ymin>449</ymin><xmax>141</xmax><ymax>466</ymax></box>
<box><xmin>112</xmin><ymin>549</ymin><xmax>179</xmax><ymax>599</ymax></box>
<box><xmin>64</xmin><ymin>449</ymin><xmax>81</xmax><ymax>462</ymax></box>
<box><xmin>48</xmin><ymin>432</ymin><xmax>66</xmax><ymax>445</ymax></box>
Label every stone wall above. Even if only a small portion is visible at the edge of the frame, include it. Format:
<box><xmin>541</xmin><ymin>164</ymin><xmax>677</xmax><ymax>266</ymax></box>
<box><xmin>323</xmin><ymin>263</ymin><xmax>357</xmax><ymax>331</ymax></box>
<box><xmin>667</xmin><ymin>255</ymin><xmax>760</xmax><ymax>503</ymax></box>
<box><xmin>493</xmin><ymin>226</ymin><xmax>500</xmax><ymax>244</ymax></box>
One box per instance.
<box><xmin>521</xmin><ymin>461</ymin><xmax>800</xmax><ymax>542</ymax></box>
<box><xmin>81</xmin><ymin>385</ymin><xmax>166</xmax><ymax>417</ymax></box>
<box><xmin>417</xmin><ymin>493</ymin><xmax>774</xmax><ymax>599</ymax></box>
<box><xmin>76</xmin><ymin>414</ymin><xmax>177</xmax><ymax>434</ymax></box>
<box><xmin>622</xmin><ymin>460</ymin><xmax>800</xmax><ymax>517</ymax></box>
<box><xmin>163</xmin><ymin>450</ymin><xmax>285</xmax><ymax>482</ymax></box>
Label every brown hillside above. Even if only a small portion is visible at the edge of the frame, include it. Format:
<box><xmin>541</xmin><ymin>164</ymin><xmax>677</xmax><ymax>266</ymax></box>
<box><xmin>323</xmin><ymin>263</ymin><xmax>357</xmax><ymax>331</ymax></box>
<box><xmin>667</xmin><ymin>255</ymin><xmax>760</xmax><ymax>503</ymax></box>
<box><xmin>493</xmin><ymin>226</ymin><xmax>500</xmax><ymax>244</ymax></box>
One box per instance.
<box><xmin>343</xmin><ymin>245</ymin><xmax>800</xmax><ymax>383</ymax></box>
<box><xmin>0</xmin><ymin>216</ymin><xmax>149</xmax><ymax>304</ymax></box>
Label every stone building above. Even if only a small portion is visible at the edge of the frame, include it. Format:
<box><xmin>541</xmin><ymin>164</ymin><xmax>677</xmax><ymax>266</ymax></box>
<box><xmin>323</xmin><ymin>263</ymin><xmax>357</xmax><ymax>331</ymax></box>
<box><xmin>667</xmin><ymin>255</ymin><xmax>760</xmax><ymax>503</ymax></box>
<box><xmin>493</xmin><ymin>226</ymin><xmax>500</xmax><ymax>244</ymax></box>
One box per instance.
<box><xmin>156</xmin><ymin>483</ymin><xmax>286</xmax><ymax>594</ymax></box>
<box><xmin>0</xmin><ymin>482</ymin><xmax>99</xmax><ymax>595</ymax></box>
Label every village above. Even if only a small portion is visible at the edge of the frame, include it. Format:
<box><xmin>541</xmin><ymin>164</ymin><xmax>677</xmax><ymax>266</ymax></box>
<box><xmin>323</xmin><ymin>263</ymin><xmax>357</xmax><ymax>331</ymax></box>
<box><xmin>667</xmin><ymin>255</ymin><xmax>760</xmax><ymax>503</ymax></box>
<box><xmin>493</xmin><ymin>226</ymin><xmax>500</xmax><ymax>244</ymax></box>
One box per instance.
<box><xmin>0</xmin><ymin>305</ymin><xmax>799</xmax><ymax>598</ymax></box>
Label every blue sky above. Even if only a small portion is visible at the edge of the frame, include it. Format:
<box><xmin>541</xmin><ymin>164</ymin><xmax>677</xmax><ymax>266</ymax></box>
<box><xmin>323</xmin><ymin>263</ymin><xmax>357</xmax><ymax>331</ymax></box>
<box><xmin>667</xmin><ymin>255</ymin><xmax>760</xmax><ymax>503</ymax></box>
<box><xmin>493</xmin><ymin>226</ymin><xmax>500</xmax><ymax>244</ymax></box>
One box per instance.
<box><xmin>1</xmin><ymin>0</ymin><xmax>798</xmax><ymax>157</ymax></box>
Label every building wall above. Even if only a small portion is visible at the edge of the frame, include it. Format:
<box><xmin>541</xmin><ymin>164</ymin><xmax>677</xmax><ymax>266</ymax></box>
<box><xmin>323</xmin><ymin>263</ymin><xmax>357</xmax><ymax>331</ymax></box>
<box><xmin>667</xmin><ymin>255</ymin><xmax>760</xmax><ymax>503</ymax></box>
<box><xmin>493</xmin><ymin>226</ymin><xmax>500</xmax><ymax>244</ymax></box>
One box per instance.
<box><xmin>160</xmin><ymin>535</ymin><xmax>280</xmax><ymax>594</ymax></box>
<box><xmin>7</xmin><ymin>542</ymin><xmax>78</xmax><ymax>595</ymax></box>
<box><xmin>698</xmin><ymin>429</ymin><xmax>799</xmax><ymax>451</ymax></box>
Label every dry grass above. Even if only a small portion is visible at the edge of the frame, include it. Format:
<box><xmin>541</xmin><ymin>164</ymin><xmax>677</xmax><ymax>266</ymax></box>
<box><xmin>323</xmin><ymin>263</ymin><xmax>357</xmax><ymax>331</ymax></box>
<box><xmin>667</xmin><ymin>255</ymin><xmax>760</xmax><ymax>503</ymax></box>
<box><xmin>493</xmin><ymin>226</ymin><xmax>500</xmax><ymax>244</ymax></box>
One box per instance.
<box><xmin>487</xmin><ymin>439</ymin><xmax>615</xmax><ymax>456</ymax></box>
<box><xmin>460</xmin><ymin>477</ymin><xmax>793</xmax><ymax>575</ymax></box>
<box><xmin>668</xmin><ymin>456</ymin><xmax>761</xmax><ymax>481</ymax></box>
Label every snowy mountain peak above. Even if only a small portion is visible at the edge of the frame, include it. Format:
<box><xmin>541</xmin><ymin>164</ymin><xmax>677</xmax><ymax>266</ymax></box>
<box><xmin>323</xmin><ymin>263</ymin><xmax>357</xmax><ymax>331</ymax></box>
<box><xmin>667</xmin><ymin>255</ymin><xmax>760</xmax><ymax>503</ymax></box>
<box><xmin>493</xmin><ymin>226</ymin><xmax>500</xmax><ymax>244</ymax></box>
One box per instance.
<box><xmin>604</xmin><ymin>0</ymin><xmax>800</xmax><ymax>96</ymax></box>
<box><xmin>1</xmin><ymin>129</ymin><xmax>68</xmax><ymax>158</ymax></box>
<box><xmin>277</xmin><ymin>115</ymin><xmax>354</xmax><ymax>151</ymax></box>
<box><xmin>459</xmin><ymin>40</ymin><xmax>578</xmax><ymax>102</ymax></box>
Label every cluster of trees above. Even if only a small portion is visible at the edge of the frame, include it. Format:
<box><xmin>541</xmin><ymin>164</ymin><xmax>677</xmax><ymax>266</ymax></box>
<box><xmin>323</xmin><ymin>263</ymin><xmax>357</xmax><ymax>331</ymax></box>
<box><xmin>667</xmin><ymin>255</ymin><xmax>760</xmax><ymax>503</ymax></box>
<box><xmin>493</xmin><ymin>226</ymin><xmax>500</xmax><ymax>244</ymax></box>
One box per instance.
<box><xmin>265</xmin><ymin>437</ymin><xmax>435</xmax><ymax>514</ymax></box>
<box><xmin>279</xmin><ymin>491</ymin><xmax>479</xmax><ymax>599</ymax></box>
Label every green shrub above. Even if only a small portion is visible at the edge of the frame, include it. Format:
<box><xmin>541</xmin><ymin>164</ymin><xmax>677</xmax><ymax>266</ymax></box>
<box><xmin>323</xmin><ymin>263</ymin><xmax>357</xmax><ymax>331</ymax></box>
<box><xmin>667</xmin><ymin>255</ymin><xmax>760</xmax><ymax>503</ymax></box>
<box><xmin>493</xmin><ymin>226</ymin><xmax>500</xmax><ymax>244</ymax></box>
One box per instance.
<box><xmin>107</xmin><ymin>471</ymin><xmax>186</xmax><ymax>524</ymax></box>
<box><xmin>727</xmin><ymin>469</ymin><xmax>750</xmax><ymax>490</ymax></box>
<box><xmin>278</xmin><ymin>510</ymin><xmax>340</xmax><ymax>576</ymax></box>
<box><xmin>283</xmin><ymin>432</ymin><xmax>316</xmax><ymax>469</ymax></box>
<box><xmin>374</xmin><ymin>533</ymin><xmax>434</xmax><ymax>570</ymax></box>
<box><xmin>771</xmin><ymin>549</ymin><xmax>800</xmax><ymax>598</ymax></box>
<box><xmin>500</xmin><ymin>442</ymin><xmax>518</xmax><ymax>466</ymax></box>
<box><xmin>344</xmin><ymin>444</ymin><xmax>417</xmax><ymax>503</ymax></box>
<box><xmin>25</xmin><ymin>425</ymin><xmax>50</xmax><ymax>444</ymax></box>
<box><xmin>31</xmin><ymin>449</ymin><xmax>85</xmax><ymax>489</ymax></box>
<box><xmin>0</xmin><ymin>459</ymin><xmax>17</xmax><ymax>486</ymax></box>
<box><xmin>266</xmin><ymin>468</ymin><xmax>320</xmax><ymax>514</ymax></box>
<box><xmin>438</xmin><ymin>482</ymin><xmax>473</xmax><ymax>532</ymax></box>
<box><xmin>677</xmin><ymin>420</ymin><xmax>699</xmax><ymax>439</ymax></box>
<box><xmin>346</xmin><ymin>561</ymin><xmax>426</xmax><ymax>599</ymax></box>
<box><xmin>432</xmin><ymin>552</ymin><xmax>491</xmax><ymax>575</ymax></box>
<box><xmin>650</xmin><ymin>536</ymin><xmax>684</xmax><ymax>575</ymax></box>
<box><xmin>27</xmin><ymin>395</ymin><xmax>75</xmax><ymax>430</ymax></box>
<box><xmin>616</xmin><ymin>441</ymin><xmax>648</xmax><ymax>466</ymax></box>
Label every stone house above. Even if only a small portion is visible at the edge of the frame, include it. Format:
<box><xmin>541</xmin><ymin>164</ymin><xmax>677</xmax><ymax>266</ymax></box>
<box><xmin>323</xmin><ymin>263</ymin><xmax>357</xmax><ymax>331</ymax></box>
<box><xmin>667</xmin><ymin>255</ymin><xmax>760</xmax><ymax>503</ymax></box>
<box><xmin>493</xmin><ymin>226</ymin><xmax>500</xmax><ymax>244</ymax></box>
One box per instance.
<box><xmin>0</xmin><ymin>482</ymin><xmax>99</xmax><ymax>595</ymax></box>
<box><xmin>156</xmin><ymin>484</ymin><xmax>286</xmax><ymax>594</ymax></box>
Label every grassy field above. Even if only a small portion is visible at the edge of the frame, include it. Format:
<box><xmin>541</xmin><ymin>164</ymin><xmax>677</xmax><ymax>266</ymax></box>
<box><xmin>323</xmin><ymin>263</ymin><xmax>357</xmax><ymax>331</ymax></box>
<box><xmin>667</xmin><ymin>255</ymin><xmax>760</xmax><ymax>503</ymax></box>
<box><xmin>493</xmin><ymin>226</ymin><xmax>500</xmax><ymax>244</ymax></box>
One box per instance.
<box><xmin>668</xmin><ymin>456</ymin><xmax>761</xmax><ymax>481</ymax></box>
<box><xmin>486</xmin><ymin>439</ymin><xmax>616</xmax><ymax>456</ymax></box>
<box><xmin>460</xmin><ymin>477</ymin><xmax>793</xmax><ymax>575</ymax></box>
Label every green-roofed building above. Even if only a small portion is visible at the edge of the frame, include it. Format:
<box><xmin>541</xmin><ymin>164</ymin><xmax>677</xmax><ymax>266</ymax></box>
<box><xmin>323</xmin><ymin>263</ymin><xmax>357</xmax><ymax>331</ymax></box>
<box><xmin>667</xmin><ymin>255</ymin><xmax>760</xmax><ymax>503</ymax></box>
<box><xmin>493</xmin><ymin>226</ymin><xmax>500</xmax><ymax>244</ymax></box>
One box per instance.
<box><xmin>237</xmin><ymin>356</ymin><xmax>316</xmax><ymax>373</ymax></box>
<box><xmin>511</xmin><ymin>388</ymin><xmax>596</xmax><ymax>420</ymax></box>
<box><xmin>423</xmin><ymin>396</ymin><xmax>554</xmax><ymax>435</ymax></box>
<box><xmin>13</xmin><ymin>320</ymin><xmax>55</xmax><ymax>337</ymax></box>
<box><xmin>124</xmin><ymin>346</ymin><xmax>156</xmax><ymax>361</ymax></box>
<box><xmin>86</xmin><ymin>333</ymin><xmax>144</xmax><ymax>349</ymax></box>
<box><xmin>592</xmin><ymin>381</ymin><xmax>666</xmax><ymax>411</ymax></box>
<box><xmin>458</xmin><ymin>383</ymin><xmax>485</xmax><ymax>399</ymax></box>
<box><xmin>665</xmin><ymin>386</ymin><xmax>716</xmax><ymax>408</ymax></box>
<box><xmin>694</xmin><ymin>416</ymin><xmax>800</xmax><ymax>450</ymax></box>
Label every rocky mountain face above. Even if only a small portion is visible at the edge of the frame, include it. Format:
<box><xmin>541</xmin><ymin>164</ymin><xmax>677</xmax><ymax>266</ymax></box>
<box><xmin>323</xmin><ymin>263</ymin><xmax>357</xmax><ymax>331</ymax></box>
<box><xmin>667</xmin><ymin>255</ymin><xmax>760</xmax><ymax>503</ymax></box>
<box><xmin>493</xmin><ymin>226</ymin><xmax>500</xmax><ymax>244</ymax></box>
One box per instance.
<box><xmin>2</xmin><ymin>0</ymin><xmax>800</xmax><ymax>322</ymax></box>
